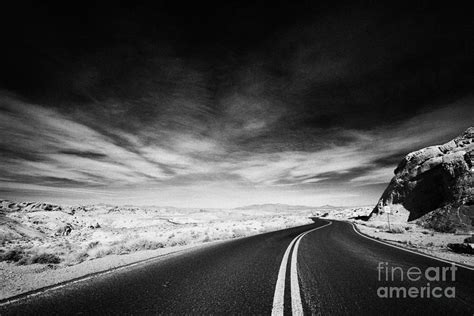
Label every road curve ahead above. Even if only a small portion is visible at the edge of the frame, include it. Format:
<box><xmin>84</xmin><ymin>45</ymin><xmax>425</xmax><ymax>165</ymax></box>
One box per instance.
<box><xmin>1</xmin><ymin>219</ymin><xmax>473</xmax><ymax>315</ymax></box>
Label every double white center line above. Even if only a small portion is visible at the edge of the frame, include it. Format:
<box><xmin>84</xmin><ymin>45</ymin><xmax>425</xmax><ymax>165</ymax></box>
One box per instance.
<box><xmin>271</xmin><ymin>221</ymin><xmax>332</xmax><ymax>316</ymax></box>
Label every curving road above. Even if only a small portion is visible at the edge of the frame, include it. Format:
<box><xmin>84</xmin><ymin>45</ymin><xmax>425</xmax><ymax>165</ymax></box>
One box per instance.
<box><xmin>1</xmin><ymin>219</ymin><xmax>473</xmax><ymax>315</ymax></box>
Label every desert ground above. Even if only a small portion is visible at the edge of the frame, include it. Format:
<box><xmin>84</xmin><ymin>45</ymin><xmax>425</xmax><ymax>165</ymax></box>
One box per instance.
<box><xmin>1</xmin><ymin>200</ymin><xmax>321</xmax><ymax>299</ymax></box>
<box><xmin>353</xmin><ymin>220</ymin><xmax>474</xmax><ymax>266</ymax></box>
<box><xmin>1</xmin><ymin>200</ymin><xmax>472</xmax><ymax>301</ymax></box>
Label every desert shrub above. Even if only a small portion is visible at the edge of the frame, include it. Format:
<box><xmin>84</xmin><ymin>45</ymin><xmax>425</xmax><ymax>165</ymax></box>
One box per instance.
<box><xmin>112</xmin><ymin>244</ymin><xmax>130</xmax><ymax>255</ymax></box>
<box><xmin>74</xmin><ymin>251</ymin><xmax>89</xmax><ymax>263</ymax></box>
<box><xmin>430</xmin><ymin>221</ymin><xmax>457</xmax><ymax>233</ymax></box>
<box><xmin>167</xmin><ymin>235</ymin><xmax>191</xmax><ymax>247</ymax></box>
<box><xmin>17</xmin><ymin>257</ymin><xmax>30</xmax><ymax>265</ymax></box>
<box><xmin>0</xmin><ymin>249</ymin><xmax>26</xmax><ymax>262</ymax></box>
<box><xmin>387</xmin><ymin>225</ymin><xmax>405</xmax><ymax>234</ymax></box>
<box><xmin>30</xmin><ymin>253</ymin><xmax>61</xmax><ymax>264</ymax></box>
<box><xmin>128</xmin><ymin>239</ymin><xmax>164</xmax><ymax>251</ymax></box>
<box><xmin>87</xmin><ymin>241</ymin><xmax>100</xmax><ymax>249</ymax></box>
<box><xmin>418</xmin><ymin>213</ymin><xmax>458</xmax><ymax>233</ymax></box>
<box><xmin>86</xmin><ymin>239</ymin><xmax>166</xmax><ymax>260</ymax></box>
<box><xmin>93</xmin><ymin>247</ymin><xmax>115</xmax><ymax>258</ymax></box>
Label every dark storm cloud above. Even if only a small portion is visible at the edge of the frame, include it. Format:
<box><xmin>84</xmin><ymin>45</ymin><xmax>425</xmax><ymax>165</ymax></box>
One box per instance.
<box><xmin>0</xmin><ymin>2</ymin><xmax>473</xmax><ymax>206</ymax></box>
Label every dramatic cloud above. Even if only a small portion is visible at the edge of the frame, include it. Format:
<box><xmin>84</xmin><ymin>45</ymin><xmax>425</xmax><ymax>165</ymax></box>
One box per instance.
<box><xmin>0</xmin><ymin>3</ymin><xmax>473</xmax><ymax>207</ymax></box>
<box><xmin>1</xmin><ymin>91</ymin><xmax>472</xmax><ymax>207</ymax></box>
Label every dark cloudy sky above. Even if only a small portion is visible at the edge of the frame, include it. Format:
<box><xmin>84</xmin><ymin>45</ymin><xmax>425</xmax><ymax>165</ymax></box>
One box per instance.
<box><xmin>0</xmin><ymin>2</ymin><xmax>473</xmax><ymax>207</ymax></box>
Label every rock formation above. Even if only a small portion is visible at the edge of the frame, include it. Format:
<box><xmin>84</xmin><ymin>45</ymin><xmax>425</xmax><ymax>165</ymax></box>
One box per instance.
<box><xmin>56</xmin><ymin>223</ymin><xmax>73</xmax><ymax>236</ymax></box>
<box><xmin>369</xmin><ymin>127</ymin><xmax>473</xmax><ymax>232</ymax></box>
<box><xmin>0</xmin><ymin>200</ymin><xmax>75</xmax><ymax>215</ymax></box>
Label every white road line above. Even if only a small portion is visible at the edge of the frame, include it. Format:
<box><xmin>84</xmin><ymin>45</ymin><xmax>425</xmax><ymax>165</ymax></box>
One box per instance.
<box><xmin>290</xmin><ymin>222</ymin><xmax>332</xmax><ymax>315</ymax></box>
<box><xmin>351</xmin><ymin>223</ymin><xmax>474</xmax><ymax>271</ymax></box>
<box><xmin>271</xmin><ymin>221</ymin><xmax>332</xmax><ymax>316</ymax></box>
<box><xmin>272</xmin><ymin>220</ymin><xmax>473</xmax><ymax>316</ymax></box>
<box><xmin>271</xmin><ymin>233</ymin><xmax>301</xmax><ymax>316</ymax></box>
<box><xmin>290</xmin><ymin>235</ymin><xmax>305</xmax><ymax>316</ymax></box>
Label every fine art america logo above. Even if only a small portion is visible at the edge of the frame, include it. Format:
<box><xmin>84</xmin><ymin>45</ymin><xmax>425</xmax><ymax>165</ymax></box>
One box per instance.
<box><xmin>377</xmin><ymin>262</ymin><xmax>457</xmax><ymax>298</ymax></box>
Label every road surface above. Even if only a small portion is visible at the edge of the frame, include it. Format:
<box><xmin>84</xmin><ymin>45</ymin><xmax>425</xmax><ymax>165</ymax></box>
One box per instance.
<box><xmin>1</xmin><ymin>219</ymin><xmax>473</xmax><ymax>315</ymax></box>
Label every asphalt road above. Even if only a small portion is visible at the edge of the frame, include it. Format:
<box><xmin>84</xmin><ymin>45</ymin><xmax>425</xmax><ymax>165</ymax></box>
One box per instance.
<box><xmin>1</xmin><ymin>219</ymin><xmax>473</xmax><ymax>315</ymax></box>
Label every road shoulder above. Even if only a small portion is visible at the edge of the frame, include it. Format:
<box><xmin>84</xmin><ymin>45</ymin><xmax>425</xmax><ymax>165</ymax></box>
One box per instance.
<box><xmin>352</xmin><ymin>221</ymin><xmax>474</xmax><ymax>268</ymax></box>
<box><xmin>0</xmin><ymin>240</ymin><xmax>226</xmax><ymax>303</ymax></box>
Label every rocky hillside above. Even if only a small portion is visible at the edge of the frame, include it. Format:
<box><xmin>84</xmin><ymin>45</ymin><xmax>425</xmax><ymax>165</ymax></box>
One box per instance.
<box><xmin>1</xmin><ymin>200</ymin><xmax>68</xmax><ymax>214</ymax></box>
<box><xmin>369</xmin><ymin>127</ymin><xmax>473</xmax><ymax>232</ymax></box>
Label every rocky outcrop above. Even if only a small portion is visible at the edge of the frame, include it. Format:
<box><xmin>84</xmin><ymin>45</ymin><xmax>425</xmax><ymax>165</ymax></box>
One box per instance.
<box><xmin>369</xmin><ymin>127</ymin><xmax>473</xmax><ymax>232</ymax></box>
<box><xmin>0</xmin><ymin>214</ymin><xmax>46</xmax><ymax>240</ymax></box>
<box><xmin>0</xmin><ymin>200</ymin><xmax>74</xmax><ymax>215</ymax></box>
<box><xmin>56</xmin><ymin>223</ymin><xmax>73</xmax><ymax>236</ymax></box>
<box><xmin>447</xmin><ymin>243</ymin><xmax>474</xmax><ymax>254</ymax></box>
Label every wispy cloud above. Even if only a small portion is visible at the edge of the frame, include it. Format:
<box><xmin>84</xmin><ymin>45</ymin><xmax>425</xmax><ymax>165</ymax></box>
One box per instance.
<box><xmin>0</xmin><ymin>93</ymin><xmax>171</xmax><ymax>186</ymax></box>
<box><xmin>0</xmin><ymin>90</ymin><xmax>472</xmax><ymax>207</ymax></box>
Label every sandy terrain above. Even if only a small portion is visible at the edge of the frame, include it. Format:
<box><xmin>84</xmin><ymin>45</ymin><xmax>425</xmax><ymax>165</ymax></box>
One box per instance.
<box><xmin>354</xmin><ymin>220</ymin><xmax>474</xmax><ymax>267</ymax></box>
<box><xmin>1</xmin><ymin>201</ymin><xmax>319</xmax><ymax>300</ymax></box>
<box><xmin>1</xmin><ymin>202</ymin><xmax>316</xmax><ymax>265</ymax></box>
<box><xmin>2</xmin><ymin>200</ymin><xmax>472</xmax><ymax>301</ymax></box>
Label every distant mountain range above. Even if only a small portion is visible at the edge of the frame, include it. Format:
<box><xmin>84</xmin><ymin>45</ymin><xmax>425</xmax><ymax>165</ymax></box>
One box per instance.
<box><xmin>233</xmin><ymin>203</ymin><xmax>343</xmax><ymax>211</ymax></box>
<box><xmin>1</xmin><ymin>199</ymin><xmax>349</xmax><ymax>215</ymax></box>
